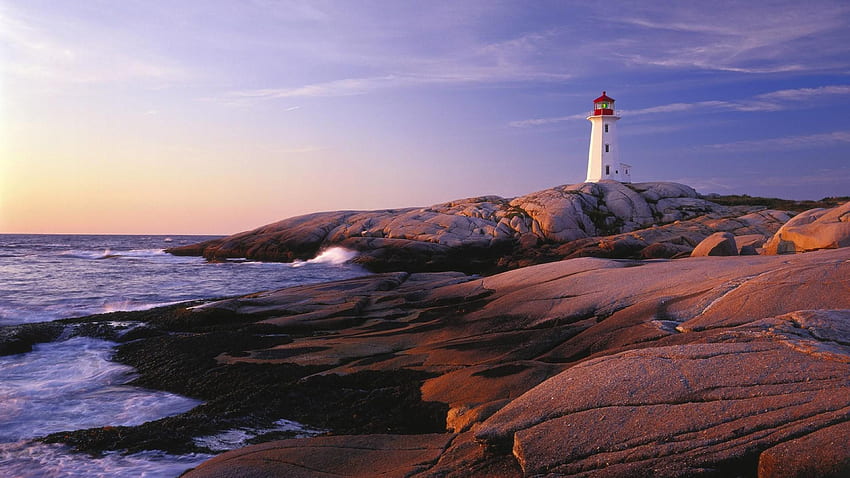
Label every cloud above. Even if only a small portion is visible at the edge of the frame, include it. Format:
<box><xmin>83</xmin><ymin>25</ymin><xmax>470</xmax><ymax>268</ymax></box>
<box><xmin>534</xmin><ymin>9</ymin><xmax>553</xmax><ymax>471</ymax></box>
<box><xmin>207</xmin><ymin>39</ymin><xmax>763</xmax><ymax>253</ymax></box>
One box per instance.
<box><xmin>509</xmin><ymin>113</ymin><xmax>587</xmax><ymax>128</ymax></box>
<box><xmin>228</xmin><ymin>76</ymin><xmax>403</xmax><ymax>99</ymax></box>
<box><xmin>615</xmin><ymin>3</ymin><xmax>850</xmax><ymax>74</ymax></box>
<box><xmin>702</xmin><ymin>130</ymin><xmax>850</xmax><ymax>152</ymax></box>
<box><xmin>510</xmin><ymin>84</ymin><xmax>850</xmax><ymax>127</ymax></box>
<box><xmin>225</xmin><ymin>64</ymin><xmax>573</xmax><ymax>101</ymax></box>
<box><xmin>0</xmin><ymin>3</ymin><xmax>189</xmax><ymax>86</ymax></box>
<box><xmin>216</xmin><ymin>25</ymin><xmax>573</xmax><ymax>103</ymax></box>
<box><xmin>755</xmin><ymin>85</ymin><xmax>850</xmax><ymax>102</ymax></box>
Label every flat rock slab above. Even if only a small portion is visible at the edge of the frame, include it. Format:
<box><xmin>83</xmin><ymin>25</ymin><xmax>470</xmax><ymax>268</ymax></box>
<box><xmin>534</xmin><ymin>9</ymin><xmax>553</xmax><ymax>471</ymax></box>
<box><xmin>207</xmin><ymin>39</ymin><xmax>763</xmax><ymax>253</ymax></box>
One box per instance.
<box><xmin>182</xmin><ymin>433</ymin><xmax>454</xmax><ymax>478</ymax></box>
<box><xmin>477</xmin><ymin>338</ymin><xmax>850</xmax><ymax>477</ymax></box>
<box><xmin>175</xmin><ymin>247</ymin><xmax>850</xmax><ymax>477</ymax></box>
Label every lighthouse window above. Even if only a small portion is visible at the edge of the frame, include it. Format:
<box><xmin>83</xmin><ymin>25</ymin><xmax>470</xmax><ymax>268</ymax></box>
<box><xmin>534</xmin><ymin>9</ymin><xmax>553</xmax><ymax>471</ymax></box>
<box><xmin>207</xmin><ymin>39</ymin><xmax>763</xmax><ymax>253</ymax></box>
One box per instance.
<box><xmin>604</xmin><ymin>124</ymin><xmax>609</xmax><ymax>133</ymax></box>
<box><xmin>605</xmin><ymin>165</ymin><xmax>610</xmax><ymax>175</ymax></box>
<box><xmin>605</xmin><ymin>144</ymin><xmax>610</xmax><ymax>152</ymax></box>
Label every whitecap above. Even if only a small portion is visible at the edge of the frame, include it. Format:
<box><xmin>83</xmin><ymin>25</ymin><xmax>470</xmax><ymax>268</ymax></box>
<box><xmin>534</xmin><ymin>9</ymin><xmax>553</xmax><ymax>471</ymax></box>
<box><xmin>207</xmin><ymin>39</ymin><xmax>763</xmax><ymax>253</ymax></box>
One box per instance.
<box><xmin>292</xmin><ymin>247</ymin><xmax>358</xmax><ymax>267</ymax></box>
<box><xmin>0</xmin><ymin>441</ymin><xmax>210</xmax><ymax>478</ymax></box>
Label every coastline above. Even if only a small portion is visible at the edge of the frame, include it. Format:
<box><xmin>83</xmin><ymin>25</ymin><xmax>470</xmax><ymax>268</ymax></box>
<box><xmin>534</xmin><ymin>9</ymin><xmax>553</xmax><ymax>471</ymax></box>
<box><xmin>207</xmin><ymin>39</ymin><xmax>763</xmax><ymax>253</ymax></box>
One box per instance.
<box><xmin>9</xmin><ymin>245</ymin><xmax>849</xmax><ymax>477</ymax></box>
<box><xmin>3</xmin><ymin>197</ymin><xmax>849</xmax><ymax>477</ymax></box>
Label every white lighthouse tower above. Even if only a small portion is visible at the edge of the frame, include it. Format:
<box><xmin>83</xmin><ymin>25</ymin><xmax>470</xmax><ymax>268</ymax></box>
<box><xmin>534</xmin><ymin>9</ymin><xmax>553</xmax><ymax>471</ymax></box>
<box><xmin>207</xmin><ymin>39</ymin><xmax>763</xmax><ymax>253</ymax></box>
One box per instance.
<box><xmin>586</xmin><ymin>91</ymin><xmax>631</xmax><ymax>183</ymax></box>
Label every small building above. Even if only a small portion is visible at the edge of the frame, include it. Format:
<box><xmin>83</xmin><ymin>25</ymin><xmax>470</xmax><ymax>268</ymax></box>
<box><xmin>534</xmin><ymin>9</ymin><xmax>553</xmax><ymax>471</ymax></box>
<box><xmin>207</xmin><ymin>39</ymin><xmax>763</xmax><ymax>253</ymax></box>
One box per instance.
<box><xmin>586</xmin><ymin>91</ymin><xmax>631</xmax><ymax>183</ymax></box>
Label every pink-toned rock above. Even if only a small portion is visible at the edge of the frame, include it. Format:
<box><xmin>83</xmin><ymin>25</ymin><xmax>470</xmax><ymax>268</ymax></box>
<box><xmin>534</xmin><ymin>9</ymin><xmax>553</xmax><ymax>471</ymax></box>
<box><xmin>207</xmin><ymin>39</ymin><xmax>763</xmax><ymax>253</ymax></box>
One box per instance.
<box><xmin>476</xmin><ymin>339</ymin><xmax>850</xmax><ymax>477</ymax></box>
<box><xmin>691</xmin><ymin>231</ymin><xmax>738</xmax><ymax>256</ymax></box>
<box><xmin>168</xmin><ymin>182</ymin><xmax>729</xmax><ymax>271</ymax></box>
<box><xmin>181</xmin><ymin>434</ymin><xmax>453</xmax><ymax>478</ymax></box>
<box><xmin>178</xmin><ymin>248</ymin><xmax>850</xmax><ymax>478</ymax></box>
<box><xmin>758</xmin><ymin>420</ymin><xmax>850</xmax><ymax>478</ymax></box>
<box><xmin>765</xmin><ymin>202</ymin><xmax>850</xmax><ymax>254</ymax></box>
<box><xmin>735</xmin><ymin>233</ymin><xmax>766</xmax><ymax>254</ymax></box>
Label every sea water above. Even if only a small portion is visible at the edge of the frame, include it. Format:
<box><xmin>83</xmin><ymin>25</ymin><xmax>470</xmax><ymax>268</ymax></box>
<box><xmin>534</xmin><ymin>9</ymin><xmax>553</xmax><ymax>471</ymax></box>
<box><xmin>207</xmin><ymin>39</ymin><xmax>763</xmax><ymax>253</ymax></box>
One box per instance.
<box><xmin>0</xmin><ymin>234</ymin><xmax>368</xmax><ymax>477</ymax></box>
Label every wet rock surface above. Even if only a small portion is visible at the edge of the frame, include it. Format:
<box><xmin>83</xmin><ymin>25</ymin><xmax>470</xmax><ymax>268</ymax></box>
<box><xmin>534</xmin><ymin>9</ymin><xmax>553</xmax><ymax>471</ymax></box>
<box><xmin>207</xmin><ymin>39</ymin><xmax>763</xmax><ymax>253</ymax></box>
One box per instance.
<box><xmin>27</xmin><ymin>242</ymin><xmax>850</xmax><ymax>478</ymax></box>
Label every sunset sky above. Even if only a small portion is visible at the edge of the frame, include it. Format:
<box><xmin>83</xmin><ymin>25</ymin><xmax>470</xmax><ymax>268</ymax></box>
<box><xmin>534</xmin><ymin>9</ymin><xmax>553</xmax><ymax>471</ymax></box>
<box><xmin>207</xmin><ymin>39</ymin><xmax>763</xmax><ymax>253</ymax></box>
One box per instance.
<box><xmin>2</xmin><ymin>1</ymin><xmax>850</xmax><ymax>234</ymax></box>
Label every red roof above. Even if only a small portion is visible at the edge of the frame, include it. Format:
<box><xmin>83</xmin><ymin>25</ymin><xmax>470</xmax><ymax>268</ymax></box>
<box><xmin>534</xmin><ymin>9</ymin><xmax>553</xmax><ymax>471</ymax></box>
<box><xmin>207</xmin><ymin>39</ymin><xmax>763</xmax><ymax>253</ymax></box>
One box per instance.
<box><xmin>593</xmin><ymin>91</ymin><xmax>615</xmax><ymax>103</ymax></box>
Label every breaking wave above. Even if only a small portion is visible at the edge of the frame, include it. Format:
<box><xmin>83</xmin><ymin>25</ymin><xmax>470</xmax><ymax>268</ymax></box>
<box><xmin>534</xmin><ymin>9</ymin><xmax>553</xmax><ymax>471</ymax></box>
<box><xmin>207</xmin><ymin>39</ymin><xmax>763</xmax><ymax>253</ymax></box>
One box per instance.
<box><xmin>292</xmin><ymin>247</ymin><xmax>358</xmax><ymax>267</ymax></box>
<box><xmin>60</xmin><ymin>249</ymin><xmax>168</xmax><ymax>260</ymax></box>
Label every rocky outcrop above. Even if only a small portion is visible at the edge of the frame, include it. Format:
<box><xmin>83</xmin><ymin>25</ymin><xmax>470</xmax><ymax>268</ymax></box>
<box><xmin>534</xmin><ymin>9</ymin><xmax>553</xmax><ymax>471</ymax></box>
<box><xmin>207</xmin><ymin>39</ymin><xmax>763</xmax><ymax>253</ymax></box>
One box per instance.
<box><xmin>168</xmin><ymin>181</ymin><xmax>731</xmax><ymax>271</ymax></box>
<box><xmin>497</xmin><ymin>208</ymin><xmax>790</xmax><ymax>267</ymax></box>
<box><xmin>764</xmin><ymin>201</ymin><xmax>850</xmax><ymax>254</ymax></box>
<box><xmin>100</xmin><ymin>246</ymin><xmax>850</xmax><ymax>478</ymax></box>
<box><xmin>690</xmin><ymin>231</ymin><xmax>738</xmax><ymax>256</ymax></box>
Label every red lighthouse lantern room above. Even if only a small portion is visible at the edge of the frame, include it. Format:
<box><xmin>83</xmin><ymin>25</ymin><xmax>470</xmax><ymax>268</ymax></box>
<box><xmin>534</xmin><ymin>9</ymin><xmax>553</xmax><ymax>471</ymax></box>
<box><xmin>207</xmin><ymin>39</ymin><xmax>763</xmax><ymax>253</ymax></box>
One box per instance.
<box><xmin>593</xmin><ymin>91</ymin><xmax>615</xmax><ymax>116</ymax></box>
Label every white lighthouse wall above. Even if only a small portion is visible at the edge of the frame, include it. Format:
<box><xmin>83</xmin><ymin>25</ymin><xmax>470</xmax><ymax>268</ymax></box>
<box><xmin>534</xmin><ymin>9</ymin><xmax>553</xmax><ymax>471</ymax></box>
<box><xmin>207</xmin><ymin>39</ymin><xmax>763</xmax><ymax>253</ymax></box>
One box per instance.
<box><xmin>586</xmin><ymin>117</ymin><xmax>604</xmax><ymax>182</ymax></box>
<box><xmin>586</xmin><ymin>115</ymin><xmax>621</xmax><ymax>182</ymax></box>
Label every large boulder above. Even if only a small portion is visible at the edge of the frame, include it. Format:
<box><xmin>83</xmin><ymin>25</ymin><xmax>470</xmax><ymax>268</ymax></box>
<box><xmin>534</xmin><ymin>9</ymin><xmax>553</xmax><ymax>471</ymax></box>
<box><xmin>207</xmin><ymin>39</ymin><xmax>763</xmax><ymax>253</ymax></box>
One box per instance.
<box><xmin>764</xmin><ymin>202</ymin><xmax>850</xmax><ymax>254</ymax></box>
<box><xmin>734</xmin><ymin>234</ymin><xmax>767</xmax><ymax>255</ymax></box>
<box><xmin>629</xmin><ymin>182</ymin><xmax>699</xmax><ymax>202</ymax></box>
<box><xmin>690</xmin><ymin>231</ymin><xmax>738</xmax><ymax>256</ymax></box>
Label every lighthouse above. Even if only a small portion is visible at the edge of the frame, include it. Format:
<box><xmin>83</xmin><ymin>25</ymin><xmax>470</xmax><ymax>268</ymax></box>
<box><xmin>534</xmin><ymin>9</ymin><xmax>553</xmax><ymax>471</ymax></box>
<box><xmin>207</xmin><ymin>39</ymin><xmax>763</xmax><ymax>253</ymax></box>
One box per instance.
<box><xmin>586</xmin><ymin>91</ymin><xmax>631</xmax><ymax>183</ymax></box>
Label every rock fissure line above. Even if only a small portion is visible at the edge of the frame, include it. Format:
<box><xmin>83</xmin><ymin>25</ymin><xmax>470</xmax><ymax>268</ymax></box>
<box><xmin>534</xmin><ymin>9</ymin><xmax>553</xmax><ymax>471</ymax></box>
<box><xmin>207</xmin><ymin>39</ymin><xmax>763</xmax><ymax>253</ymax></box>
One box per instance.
<box><xmin>690</xmin><ymin>269</ymin><xmax>778</xmax><ymax>321</ymax></box>
<box><xmin>534</xmin><ymin>398</ymin><xmax>840</xmax><ymax>473</ymax></box>
<box><xmin>504</xmin><ymin>384</ymin><xmax>846</xmax><ymax>448</ymax></box>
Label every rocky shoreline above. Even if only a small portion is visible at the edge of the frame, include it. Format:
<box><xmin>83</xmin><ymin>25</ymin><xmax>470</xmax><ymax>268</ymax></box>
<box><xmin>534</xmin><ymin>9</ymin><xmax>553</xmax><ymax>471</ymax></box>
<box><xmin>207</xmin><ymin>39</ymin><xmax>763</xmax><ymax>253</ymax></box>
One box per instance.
<box><xmin>4</xmin><ymin>190</ymin><xmax>849</xmax><ymax>477</ymax></box>
<box><xmin>166</xmin><ymin>181</ymin><xmax>742</xmax><ymax>273</ymax></box>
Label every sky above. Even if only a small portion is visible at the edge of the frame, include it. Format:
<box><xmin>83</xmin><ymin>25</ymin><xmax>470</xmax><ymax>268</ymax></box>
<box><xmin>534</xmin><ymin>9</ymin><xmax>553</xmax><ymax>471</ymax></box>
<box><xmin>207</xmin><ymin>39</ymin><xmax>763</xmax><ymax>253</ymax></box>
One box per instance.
<box><xmin>2</xmin><ymin>0</ymin><xmax>850</xmax><ymax>234</ymax></box>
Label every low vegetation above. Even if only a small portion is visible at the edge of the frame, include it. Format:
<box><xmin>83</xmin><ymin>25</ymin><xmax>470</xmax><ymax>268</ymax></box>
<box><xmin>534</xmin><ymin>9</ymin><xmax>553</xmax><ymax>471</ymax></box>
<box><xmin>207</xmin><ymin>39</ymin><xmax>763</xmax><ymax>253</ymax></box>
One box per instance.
<box><xmin>703</xmin><ymin>194</ymin><xmax>850</xmax><ymax>212</ymax></box>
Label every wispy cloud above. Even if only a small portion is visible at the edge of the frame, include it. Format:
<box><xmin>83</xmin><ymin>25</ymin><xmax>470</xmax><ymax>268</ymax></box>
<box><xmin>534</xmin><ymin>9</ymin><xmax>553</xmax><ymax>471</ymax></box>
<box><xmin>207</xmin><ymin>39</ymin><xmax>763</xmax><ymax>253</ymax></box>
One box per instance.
<box><xmin>756</xmin><ymin>85</ymin><xmax>850</xmax><ymax>101</ymax></box>
<box><xmin>703</xmin><ymin>130</ymin><xmax>850</xmax><ymax>152</ymax></box>
<box><xmin>510</xmin><ymin>84</ymin><xmax>850</xmax><ymax>127</ymax></box>
<box><xmin>509</xmin><ymin>113</ymin><xmax>586</xmax><ymax>128</ymax></box>
<box><xmin>223</xmin><ymin>66</ymin><xmax>573</xmax><ymax>101</ymax></box>
<box><xmin>216</xmin><ymin>24</ymin><xmax>573</xmax><ymax>103</ymax></box>
<box><xmin>615</xmin><ymin>3</ymin><xmax>850</xmax><ymax>74</ymax></box>
<box><xmin>228</xmin><ymin>76</ymin><xmax>404</xmax><ymax>99</ymax></box>
<box><xmin>0</xmin><ymin>3</ymin><xmax>189</xmax><ymax>86</ymax></box>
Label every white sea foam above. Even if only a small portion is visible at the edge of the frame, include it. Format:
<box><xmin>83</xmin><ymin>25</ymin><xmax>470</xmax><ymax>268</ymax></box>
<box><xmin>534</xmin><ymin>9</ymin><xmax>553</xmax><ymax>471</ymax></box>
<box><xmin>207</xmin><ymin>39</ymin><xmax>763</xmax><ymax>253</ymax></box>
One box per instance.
<box><xmin>0</xmin><ymin>441</ymin><xmax>210</xmax><ymax>478</ymax></box>
<box><xmin>59</xmin><ymin>249</ymin><xmax>168</xmax><ymax>260</ymax></box>
<box><xmin>194</xmin><ymin>418</ymin><xmax>324</xmax><ymax>452</ymax></box>
<box><xmin>0</xmin><ymin>234</ymin><xmax>371</xmax><ymax>475</ymax></box>
<box><xmin>292</xmin><ymin>247</ymin><xmax>358</xmax><ymax>267</ymax></box>
<box><xmin>0</xmin><ymin>337</ymin><xmax>201</xmax><ymax>442</ymax></box>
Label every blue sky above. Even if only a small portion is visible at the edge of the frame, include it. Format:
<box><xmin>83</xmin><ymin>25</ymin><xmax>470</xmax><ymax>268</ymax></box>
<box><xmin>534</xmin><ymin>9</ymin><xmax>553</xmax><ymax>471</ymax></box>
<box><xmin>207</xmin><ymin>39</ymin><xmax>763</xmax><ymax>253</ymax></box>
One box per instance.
<box><xmin>2</xmin><ymin>0</ymin><xmax>849</xmax><ymax>233</ymax></box>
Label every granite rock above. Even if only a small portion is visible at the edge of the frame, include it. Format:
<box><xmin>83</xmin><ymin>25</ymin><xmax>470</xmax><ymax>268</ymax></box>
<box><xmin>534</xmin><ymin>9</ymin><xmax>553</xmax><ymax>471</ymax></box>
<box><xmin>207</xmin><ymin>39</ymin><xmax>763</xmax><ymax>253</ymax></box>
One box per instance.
<box><xmin>171</xmin><ymin>248</ymin><xmax>850</xmax><ymax>478</ymax></box>
<box><xmin>690</xmin><ymin>231</ymin><xmax>738</xmax><ymax>256</ymax></box>
<box><xmin>764</xmin><ymin>201</ymin><xmax>850</xmax><ymax>254</ymax></box>
<box><xmin>168</xmin><ymin>182</ymin><xmax>730</xmax><ymax>271</ymax></box>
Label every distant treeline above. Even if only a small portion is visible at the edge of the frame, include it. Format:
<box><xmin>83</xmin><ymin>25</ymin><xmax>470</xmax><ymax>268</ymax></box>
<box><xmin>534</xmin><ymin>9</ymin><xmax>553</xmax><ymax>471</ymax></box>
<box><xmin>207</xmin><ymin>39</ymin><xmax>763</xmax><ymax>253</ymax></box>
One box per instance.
<box><xmin>702</xmin><ymin>194</ymin><xmax>850</xmax><ymax>212</ymax></box>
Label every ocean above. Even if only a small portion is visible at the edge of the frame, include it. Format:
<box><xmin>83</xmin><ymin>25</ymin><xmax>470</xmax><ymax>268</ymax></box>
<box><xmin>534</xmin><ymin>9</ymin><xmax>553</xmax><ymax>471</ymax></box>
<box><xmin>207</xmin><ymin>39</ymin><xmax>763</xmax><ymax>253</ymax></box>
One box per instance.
<box><xmin>0</xmin><ymin>234</ymin><xmax>369</xmax><ymax>477</ymax></box>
